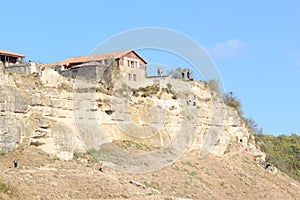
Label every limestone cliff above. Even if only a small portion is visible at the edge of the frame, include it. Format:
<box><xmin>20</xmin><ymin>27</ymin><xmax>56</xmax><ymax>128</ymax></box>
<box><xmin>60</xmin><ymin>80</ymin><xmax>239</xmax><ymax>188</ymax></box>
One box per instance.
<box><xmin>0</xmin><ymin>63</ymin><xmax>254</xmax><ymax>164</ymax></box>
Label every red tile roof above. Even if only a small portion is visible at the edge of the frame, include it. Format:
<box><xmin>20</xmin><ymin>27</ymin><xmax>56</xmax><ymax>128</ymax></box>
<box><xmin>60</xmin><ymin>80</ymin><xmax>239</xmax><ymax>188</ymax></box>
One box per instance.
<box><xmin>42</xmin><ymin>50</ymin><xmax>146</xmax><ymax>67</ymax></box>
<box><xmin>0</xmin><ymin>50</ymin><xmax>25</xmax><ymax>58</ymax></box>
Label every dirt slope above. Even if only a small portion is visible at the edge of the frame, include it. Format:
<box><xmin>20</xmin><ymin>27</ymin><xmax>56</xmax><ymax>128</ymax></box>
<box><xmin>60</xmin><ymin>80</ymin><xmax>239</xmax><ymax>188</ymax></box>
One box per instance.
<box><xmin>0</xmin><ymin>145</ymin><xmax>299</xmax><ymax>200</ymax></box>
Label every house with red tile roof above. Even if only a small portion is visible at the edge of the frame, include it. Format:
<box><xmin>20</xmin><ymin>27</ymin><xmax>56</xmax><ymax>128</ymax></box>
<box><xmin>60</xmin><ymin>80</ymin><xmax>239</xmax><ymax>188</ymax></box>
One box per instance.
<box><xmin>43</xmin><ymin>50</ymin><xmax>147</xmax><ymax>82</ymax></box>
<box><xmin>0</xmin><ymin>50</ymin><xmax>25</xmax><ymax>67</ymax></box>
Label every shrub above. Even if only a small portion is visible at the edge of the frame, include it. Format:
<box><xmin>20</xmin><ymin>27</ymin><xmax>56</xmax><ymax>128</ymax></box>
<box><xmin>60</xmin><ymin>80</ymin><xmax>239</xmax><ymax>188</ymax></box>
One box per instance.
<box><xmin>136</xmin><ymin>84</ymin><xmax>159</xmax><ymax>97</ymax></box>
<box><xmin>207</xmin><ymin>79</ymin><xmax>221</xmax><ymax>94</ymax></box>
<box><xmin>244</xmin><ymin>117</ymin><xmax>263</xmax><ymax>135</ymax></box>
<box><xmin>0</xmin><ymin>180</ymin><xmax>19</xmax><ymax>198</ymax></box>
<box><xmin>166</xmin><ymin>83</ymin><xmax>172</xmax><ymax>90</ymax></box>
<box><xmin>223</xmin><ymin>92</ymin><xmax>243</xmax><ymax>116</ymax></box>
<box><xmin>73</xmin><ymin>152</ymin><xmax>81</xmax><ymax>159</ymax></box>
<box><xmin>58</xmin><ymin>83</ymin><xmax>73</xmax><ymax>92</ymax></box>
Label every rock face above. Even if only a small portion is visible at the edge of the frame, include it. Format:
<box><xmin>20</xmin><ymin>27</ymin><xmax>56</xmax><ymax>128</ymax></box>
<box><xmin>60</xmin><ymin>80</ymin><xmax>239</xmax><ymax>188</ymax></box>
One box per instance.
<box><xmin>0</xmin><ymin>86</ymin><xmax>27</xmax><ymax>151</ymax></box>
<box><xmin>0</xmin><ymin>63</ymin><xmax>254</xmax><ymax>162</ymax></box>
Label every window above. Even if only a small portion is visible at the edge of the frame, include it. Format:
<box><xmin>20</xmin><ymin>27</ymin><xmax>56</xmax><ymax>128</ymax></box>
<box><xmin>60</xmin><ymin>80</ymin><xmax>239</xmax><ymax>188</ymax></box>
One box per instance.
<box><xmin>104</xmin><ymin>59</ymin><xmax>108</xmax><ymax>65</ymax></box>
<box><xmin>127</xmin><ymin>60</ymin><xmax>130</xmax><ymax>67</ymax></box>
<box><xmin>131</xmin><ymin>61</ymin><xmax>135</xmax><ymax>68</ymax></box>
<box><xmin>128</xmin><ymin>73</ymin><xmax>132</xmax><ymax>81</ymax></box>
<box><xmin>133</xmin><ymin>74</ymin><xmax>137</xmax><ymax>81</ymax></box>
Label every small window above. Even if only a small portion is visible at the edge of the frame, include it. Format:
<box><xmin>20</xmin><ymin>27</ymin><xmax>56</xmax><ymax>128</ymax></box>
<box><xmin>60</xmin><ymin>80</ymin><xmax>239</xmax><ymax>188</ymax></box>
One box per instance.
<box><xmin>128</xmin><ymin>73</ymin><xmax>132</xmax><ymax>81</ymax></box>
<box><xmin>127</xmin><ymin>60</ymin><xmax>130</xmax><ymax>67</ymax></box>
<box><xmin>133</xmin><ymin>74</ymin><xmax>137</xmax><ymax>81</ymax></box>
<box><xmin>131</xmin><ymin>61</ymin><xmax>134</xmax><ymax>68</ymax></box>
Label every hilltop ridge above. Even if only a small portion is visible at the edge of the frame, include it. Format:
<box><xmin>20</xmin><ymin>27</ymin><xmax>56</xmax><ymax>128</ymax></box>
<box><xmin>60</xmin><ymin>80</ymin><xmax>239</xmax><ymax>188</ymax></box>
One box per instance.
<box><xmin>0</xmin><ymin>62</ymin><xmax>299</xmax><ymax>199</ymax></box>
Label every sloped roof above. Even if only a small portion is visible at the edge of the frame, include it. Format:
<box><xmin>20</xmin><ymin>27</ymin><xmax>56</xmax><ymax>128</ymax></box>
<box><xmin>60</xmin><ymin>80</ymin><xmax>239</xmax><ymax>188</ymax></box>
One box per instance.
<box><xmin>42</xmin><ymin>50</ymin><xmax>147</xmax><ymax>67</ymax></box>
<box><xmin>0</xmin><ymin>50</ymin><xmax>25</xmax><ymax>58</ymax></box>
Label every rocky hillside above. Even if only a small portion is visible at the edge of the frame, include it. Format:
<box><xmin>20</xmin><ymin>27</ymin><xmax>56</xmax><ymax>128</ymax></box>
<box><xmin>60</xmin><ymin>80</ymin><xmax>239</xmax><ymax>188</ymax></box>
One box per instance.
<box><xmin>0</xmin><ymin>63</ymin><xmax>250</xmax><ymax>161</ymax></box>
<box><xmin>0</xmin><ymin>63</ymin><xmax>299</xmax><ymax>199</ymax></box>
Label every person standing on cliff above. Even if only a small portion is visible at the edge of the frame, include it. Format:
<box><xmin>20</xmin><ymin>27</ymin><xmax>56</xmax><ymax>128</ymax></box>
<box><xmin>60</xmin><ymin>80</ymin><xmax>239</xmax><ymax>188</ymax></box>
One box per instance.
<box><xmin>13</xmin><ymin>159</ymin><xmax>18</xmax><ymax>168</ymax></box>
<box><xmin>157</xmin><ymin>67</ymin><xmax>161</xmax><ymax>76</ymax></box>
<box><xmin>182</xmin><ymin>71</ymin><xmax>185</xmax><ymax>79</ymax></box>
<box><xmin>187</xmin><ymin>69</ymin><xmax>190</xmax><ymax>79</ymax></box>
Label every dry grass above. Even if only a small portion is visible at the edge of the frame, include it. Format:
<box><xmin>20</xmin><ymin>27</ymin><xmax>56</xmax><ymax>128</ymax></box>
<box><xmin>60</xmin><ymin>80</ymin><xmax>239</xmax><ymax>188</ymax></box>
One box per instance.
<box><xmin>0</xmin><ymin>145</ymin><xmax>299</xmax><ymax>199</ymax></box>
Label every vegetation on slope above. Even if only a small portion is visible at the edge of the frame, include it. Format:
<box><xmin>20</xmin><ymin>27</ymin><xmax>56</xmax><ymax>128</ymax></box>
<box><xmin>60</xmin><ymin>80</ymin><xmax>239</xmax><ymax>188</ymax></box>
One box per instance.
<box><xmin>255</xmin><ymin>133</ymin><xmax>300</xmax><ymax>181</ymax></box>
<box><xmin>206</xmin><ymin>79</ymin><xmax>300</xmax><ymax>182</ymax></box>
<box><xmin>0</xmin><ymin>178</ymin><xmax>20</xmax><ymax>199</ymax></box>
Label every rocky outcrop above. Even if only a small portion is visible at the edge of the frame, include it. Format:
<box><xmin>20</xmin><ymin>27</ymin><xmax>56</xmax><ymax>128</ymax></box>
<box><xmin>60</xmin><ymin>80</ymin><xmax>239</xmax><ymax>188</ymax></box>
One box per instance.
<box><xmin>0</xmin><ymin>64</ymin><xmax>256</xmax><ymax>163</ymax></box>
<box><xmin>246</xmin><ymin>143</ymin><xmax>277</xmax><ymax>173</ymax></box>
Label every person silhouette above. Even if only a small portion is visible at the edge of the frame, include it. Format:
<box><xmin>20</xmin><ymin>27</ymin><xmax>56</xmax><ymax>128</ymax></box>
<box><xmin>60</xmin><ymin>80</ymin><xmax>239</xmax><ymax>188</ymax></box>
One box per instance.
<box><xmin>157</xmin><ymin>67</ymin><xmax>161</xmax><ymax>76</ymax></box>
<box><xmin>13</xmin><ymin>159</ymin><xmax>18</xmax><ymax>168</ymax></box>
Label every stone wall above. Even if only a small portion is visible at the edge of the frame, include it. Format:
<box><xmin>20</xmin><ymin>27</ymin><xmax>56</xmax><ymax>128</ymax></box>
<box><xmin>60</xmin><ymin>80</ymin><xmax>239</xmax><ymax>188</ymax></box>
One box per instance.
<box><xmin>5</xmin><ymin>62</ymin><xmax>38</xmax><ymax>75</ymax></box>
<box><xmin>39</xmin><ymin>62</ymin><xmax>108</xmax><ymax>87</ymax></box>
<box><xmin>60</xmin><ymin>64</ymin><xmax>107</xmax><ymax>81</ymax></box>
<box><xmin>39</xmin><ymin>66</ymin><xmax>66</xmax><ymax>87</ymax></box>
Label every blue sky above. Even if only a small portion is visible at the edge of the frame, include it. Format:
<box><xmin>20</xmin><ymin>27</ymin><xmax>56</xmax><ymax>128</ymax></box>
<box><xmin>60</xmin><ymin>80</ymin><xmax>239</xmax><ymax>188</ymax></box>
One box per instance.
<box><xmin>1</xmin><ymin>1</ymin><xmax>300</xmax><ymax>135</ymax></box>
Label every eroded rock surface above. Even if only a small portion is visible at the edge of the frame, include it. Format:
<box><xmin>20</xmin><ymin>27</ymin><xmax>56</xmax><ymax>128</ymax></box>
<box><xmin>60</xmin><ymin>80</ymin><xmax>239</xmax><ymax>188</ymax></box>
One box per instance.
<box><xmin>0</xmin><ymin>64</ymin><xmax>256</xmax><ymax>162</ymax></box>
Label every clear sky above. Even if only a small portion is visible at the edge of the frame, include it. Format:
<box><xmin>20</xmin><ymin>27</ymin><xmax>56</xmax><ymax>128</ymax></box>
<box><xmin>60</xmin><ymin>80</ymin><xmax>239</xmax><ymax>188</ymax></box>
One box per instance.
<box><xmin>1</xmin><ymin>1</ymin><xmax>300</xmax><ymax>135</ymax></box>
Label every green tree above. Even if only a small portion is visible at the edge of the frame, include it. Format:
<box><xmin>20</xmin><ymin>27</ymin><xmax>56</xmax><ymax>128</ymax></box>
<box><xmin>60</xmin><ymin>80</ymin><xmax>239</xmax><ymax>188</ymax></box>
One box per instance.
<box><xmin>256</xmin><ymin>133</ymin><xmax>300</xmax><ymax>181</ymax></box>
<box><xmin>103</xmin><ymin>57</ymin><xmax>121</xmax><ymax>91</ymax></box>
